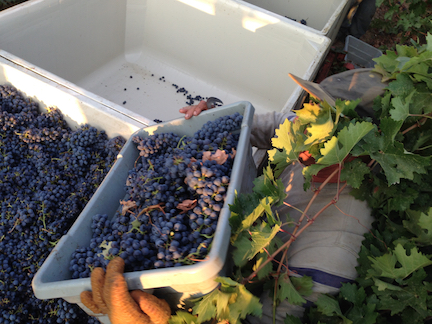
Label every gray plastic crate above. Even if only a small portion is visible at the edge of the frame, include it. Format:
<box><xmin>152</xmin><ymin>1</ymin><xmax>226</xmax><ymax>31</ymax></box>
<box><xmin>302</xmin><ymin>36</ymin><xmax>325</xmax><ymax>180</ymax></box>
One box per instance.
<box><xmin>32</xmin><ymin>102</ymin><xmax>256</xmax><ymax>323</ymax></box>
<box><xmin>344</xmin><ymin>35</ymin><xmax>383</xmax><ymax>68</ymax></box>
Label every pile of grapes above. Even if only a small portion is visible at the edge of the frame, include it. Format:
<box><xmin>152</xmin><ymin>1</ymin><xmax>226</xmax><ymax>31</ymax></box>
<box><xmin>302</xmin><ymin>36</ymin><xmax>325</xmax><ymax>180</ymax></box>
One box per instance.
<box><xmin>0</xmin><ymin>84</ymin><xmax>125</xmax><ymax>323</ymax></box>
<box><xmin>69</xmin><ymin>112</ymin><xmax>243</xmax><ymax>278</ymax></box>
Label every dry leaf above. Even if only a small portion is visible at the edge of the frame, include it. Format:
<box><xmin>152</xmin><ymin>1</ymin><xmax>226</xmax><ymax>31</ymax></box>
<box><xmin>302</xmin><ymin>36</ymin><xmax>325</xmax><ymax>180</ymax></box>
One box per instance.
<box><xmin>120</xmin><ymin>200</ymin><xmax>137</xmax><ymax>216</ymax></box>
<box><xmin>202</xmin><ymin>149</ymin><xmax>228</xmax><ymax>165</ymax></box>
<box><xmin>176</xmin><ymin>199</ymin><xmax>197</xmax><ymax>214</ymax></box>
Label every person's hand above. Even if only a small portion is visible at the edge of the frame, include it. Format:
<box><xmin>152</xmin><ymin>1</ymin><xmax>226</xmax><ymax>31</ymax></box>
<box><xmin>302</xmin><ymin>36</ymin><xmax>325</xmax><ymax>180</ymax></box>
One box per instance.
<box><xmin>179</xmin><ymin>100</ymin><xmax>208</xmax><ymax>119</ymax></box>
<box><xmin>80</xmin><ymin>257</ymin><xmax>171</xmax><ymax>324</ymax></box>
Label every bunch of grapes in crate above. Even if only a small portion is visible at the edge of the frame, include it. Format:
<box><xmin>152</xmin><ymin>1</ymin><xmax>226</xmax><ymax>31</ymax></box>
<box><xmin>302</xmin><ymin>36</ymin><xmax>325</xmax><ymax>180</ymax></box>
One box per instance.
<box><xmin>70</xmin><ymin>113</ymin><xmax>244</xmax><ymax>277</ymax></box>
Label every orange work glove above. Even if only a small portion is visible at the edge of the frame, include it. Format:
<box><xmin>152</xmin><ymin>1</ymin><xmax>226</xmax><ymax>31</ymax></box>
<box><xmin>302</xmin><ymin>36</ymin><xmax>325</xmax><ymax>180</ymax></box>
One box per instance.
<box><xmin>80</xmin><ymin>257</ymin><xmax>171</xmax><ymax>324</ymax></box>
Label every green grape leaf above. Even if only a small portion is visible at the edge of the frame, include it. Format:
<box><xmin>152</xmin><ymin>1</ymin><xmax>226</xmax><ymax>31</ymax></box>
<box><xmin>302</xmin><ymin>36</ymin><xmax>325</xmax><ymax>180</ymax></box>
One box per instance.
<box><xmin>418</xmin><ymin>209</ymin><xmax>432</xmax><ymax>238</ymax></box>
<box><xmin>284</xmin><ymin>314</ymin><xmax>303</xmax><ymax>324</ymax></box>
<box><xmin>390</xmin><ymin>89</ymin><xmax>415</xmax><ymax>121</ymax></box>
<box><xmin>427</xmin><ymin>32</ymin><xmax>432</xmax><ymax>52</ymax></box>
<box><xmin>268</xmin><ymin>148</ymin><xmax>292</xmax><ymax>178</ymax></box>
<box><xmin>232</xmin><ymin>222</ymin><xmax>281</xmax><ymax>266</ymax></box>
<box><xmin>168</xmin><ymin>311</ymin><xmax>199</xmax><ymax>324</ymax></box>
<box><xmin>373</xmin><ymin>50</ymin><xmax>399</xmax><ymax>81</ymax></box>
<box><xmin>270</xmin><ymin>118</ymin><xmax>304</xmax><ymax>165</ymax></box>
<box><xmin>277</xmin><ymin>274</ymin><xmax>307</xmax><ymax>306</ymax></box>
<box><xmin>229</xmin><ymin>191</ymin><xmax>261</xmax><ymax>235</ymax></box>
<box><xmin>373</xmin><ymin>278</ymin><xmax>403</xmax><ymax>291</ymax></box>
<box><xmin>335</xmin><ymin>98</ymin><xmax>362</xmax><ymax>121</ymax></box>
<box><xmin>339</xmin><ymin>284</ymin><xmax>380</xmax><ymax>324</ymax></box>
<box><xmin>191</xmin><ymin>278</ymin><xmax>262</xmax><ymax>323</ymax></box>
<box><xmin>367</xmin><ymin>244</ymin><xmax>432</xmax><ymax>280</ymax></box>
<box><xmin>316</xmin><ymin>121</ymin><xmax>375</xmax><ymax>166</ymax></box>
<box><xmin>340</xmin><ymin>283</ymin><xmax>367</xmax><ymax>305</ymax></box>
<box><xmin>404</xmin><ymin>208</ymin><xmax>432</xmax><ymax>244</ymax></box>
<box><xmin>291</xmin><ymin>275</ymin><xmax>313</xmax><ymax>297</ymax></box>
<box><xmin>340</xmin><ymin>159</ymin><xmax>370</xmax><ymax>189</ymax></box>
<box><xmin>252</xmin><ymin>238</ymin><xmax>281</xmax><ymax>280</ymax></box>
<box><xmin>252</xmin><ymin>166</ymin><xmax>286</xmax><ymax>204</ymax></box>
<box><xmin>376</xmin><ymin>269</ymin><xmax>431</xmax><ymax>317</ymax></box>
<box><xmin>316</xmin><ymin>294</ymin><xmax>353</xmax><ymax>323</ymax></box>
<box><xmin>296</xmin><ymin>102</ymin><xmax>334</xmax><ymax>146</ymax></box>
<box><xmin>228</xmin><ymin>285</ymin><xmax>263</xmax><ymax>323</ymax></box>
<box><xmin>232</xmin><ymin>196</ymin><xmax>275</xmax><ymax>237</ymax></box>
<box><xmin>387</xmin><ymin>73</ymin><xmax>414</xmax><ymax>96</ymax></box>
<box><xmin>369</xmin><ymin>141</ymin><xmax>430</xmax><ymax>185</ymax></box>
<box><xmin>192</xmin><ymin>289</ymin><xmax>219</xmax><ymax>322</ymax></box>
<box><xmin>253</xmin><ymin>250</ymin><xmax>274</xmax><ymax>280</ymax></box>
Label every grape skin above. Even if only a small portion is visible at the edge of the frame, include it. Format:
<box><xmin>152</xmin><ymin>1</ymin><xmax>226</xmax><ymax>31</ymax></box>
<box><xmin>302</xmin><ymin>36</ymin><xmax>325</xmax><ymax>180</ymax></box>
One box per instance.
<box><xmin>0</xmin><ymin>85</ymin><xmax>126</xmax><ymax>323</ymax></box>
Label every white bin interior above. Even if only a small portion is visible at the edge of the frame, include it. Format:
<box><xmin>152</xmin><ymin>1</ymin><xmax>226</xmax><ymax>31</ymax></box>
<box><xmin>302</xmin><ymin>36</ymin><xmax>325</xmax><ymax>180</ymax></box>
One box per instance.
<box><xmin>235</xmin><ymin>0</ymin><xmax>351</xmax><ymax>40</ymax></box>
<box><xmin>0</xmin><ymin>55</ymin><xmax>147</xmax><ymax>138</ymax></box>
<box><xmin>0</xmin><ymin>0</ymin><xmax>330</xmax><ymax>120</ymax></box>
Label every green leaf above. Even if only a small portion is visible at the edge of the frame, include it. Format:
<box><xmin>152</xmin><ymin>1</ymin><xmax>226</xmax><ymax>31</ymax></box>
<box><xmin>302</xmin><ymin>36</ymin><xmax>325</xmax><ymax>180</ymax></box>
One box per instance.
<box><xmin>291</xmin><ymin>275</ymin><xmax>313</xmax><ymax>297</ymax></box>
<box><xmin>190</xmin><ymin>278</ymin><xmax>262</xmax><ymax>323</ymax></box>
<box><xmin>335</xmin><ymin>98</ymin><xmax>362</xmax><ymax>121</ymax></box>
<box><xmin>169</xmin><ymin>311</ymin><xmax>199</xmax><ymax>324</ymax></box>
<box><xmin>390</xmin><ymin>89</ymin><xmax>415</xmax><ymax>121</ymax></box>
<box><xmin>387</xmin><ymin>73</ymin><xmax>414</xmax><ymax>96</ymax></box>
<box><xmin>370</xmin><ymin>141</ymin><xmax>430</xmax><ymax>185</ymax></box>
<box><xmin>376</xmin><ymin>269</ymin><xmax>431</xmax><ymax>317</ymax></box>
<box><xmin>316</xmin><ymin>121</ymin><xmax>375</xmax><ymax>166</ymax></box>
<box><xmin>404</xmin><ymin>208</ymin><xmax>432</xmax><ymax>244</ymax></box>
<box><xmin>277</xmin><ymin>274</ymin><xmax>307</xmax><ymax>306</ymax></box>
<box><xmin>367</xmin><ymin>244</ymin><xmax>432</xmax><ymax>280</ymax></box>
<box><xmin>284</xmin><ymin>314</ymin><xmax>303</xmax><ymax>324</ymax></box>
<box><xmin>192</xmin><ymin>289</ymin><xmax>219</xmax><ymax>322</ymax></box>
<box><xmin>235</xmin><ymin>196</ymin><xmax>274</xmax><ymax>235</ymax></box>
<box><xmin>232</xmin><ymin>222</ymin><xmax>281</xmax><ymax>266</ymax></box>
<box><xmin>229</xmin><ymin>191</ymin><xmax>261</xmax><ymax>234</ymax></box>
<box><xmin>228</xmin><ymin>285</ymin><xmax>263</xmax><ymax>323</ymax></box>
<box><xmin>373</xmin><ymin>278</ymin><xmax>403</xmax><ymax>291</ymax></box>
<box><xmin>427</xmin><ymin>32</ymin><xmax>432</xmax><ymax>52</ymax></box>
<box><xmin>316</xmin><ymin>294</ymin><xmax>353</xmax><ymax>323</ymax></box>
<box><xmin>340</xmin><ymin>159</ymin><xmax>370</xmax><ymax>189</ymax></box>
<box><xmin>252</xmin><ymin>239</ymin><xmax>281</xmax><ymax>280</ymax></box>
<box><xmin>253</xmin><ymin>166</ymin><xmax>286</xmax><ymax>204</ymax></box>
<box><xmin>340</xmin><ymin>283</ymin><xmax>367</xmax><ymax>305</ymax></box>
<box><xmin>270</xmin><ymin>118</ymin><xmax>305</xmax><ymax>166</ymax></box>
<box><xmin>296</xmin><ymin>102</ymin><xmax>335</xmax><ymax>146</ymax></box>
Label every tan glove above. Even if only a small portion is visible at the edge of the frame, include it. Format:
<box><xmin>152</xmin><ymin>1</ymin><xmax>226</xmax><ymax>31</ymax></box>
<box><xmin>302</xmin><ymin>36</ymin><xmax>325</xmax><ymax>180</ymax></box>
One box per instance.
<box><xmin>80</xmin><ymin>257</ymin><xmax>171</xmax><ymax>324</ymax></box>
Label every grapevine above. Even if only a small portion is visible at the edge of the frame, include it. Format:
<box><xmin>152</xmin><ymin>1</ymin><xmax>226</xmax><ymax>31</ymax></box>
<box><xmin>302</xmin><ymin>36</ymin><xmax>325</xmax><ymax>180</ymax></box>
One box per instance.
<box><xmin>170</xmin><ymin>34</ymin><xmax>432</xmax><ymax>324</ymax></box>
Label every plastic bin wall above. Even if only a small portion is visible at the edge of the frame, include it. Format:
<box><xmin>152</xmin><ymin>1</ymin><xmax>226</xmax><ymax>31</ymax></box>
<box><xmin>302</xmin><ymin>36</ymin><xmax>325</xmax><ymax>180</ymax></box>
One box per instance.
<box><xmin>233</xmin><ymin>0</ymin><xmax>351</xmax><ymax>40</ymax></box>
<box><xmin>0</xmin><ymin>0</ymin><xmax>330</xmax><ymax>118</ymax></box>
<box><xmin>32</xmin><ymin>102</ymin><xmax>256</xmax><ymax>323</ymax></box>
<box><xmin>344</xmin><ymin>35</ymin><xmax>383</xmax><ymax>68</ymax></box>
<box><xmin>0</xmin><ymin>56</ymin><xmax>147</xmax><ymax>138</ymax></box>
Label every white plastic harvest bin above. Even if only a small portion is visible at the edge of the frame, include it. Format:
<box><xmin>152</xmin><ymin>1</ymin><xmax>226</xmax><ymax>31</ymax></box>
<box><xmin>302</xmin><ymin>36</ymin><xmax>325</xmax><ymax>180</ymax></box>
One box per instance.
<box><xmin>0</xmin><ymin>0</ymin><xmax>330</xmax><ymax>118</ymax></box>
<box><xmin>0</xmin><ymin>56</ymin><xmax>147</xmax><ymax>138</ymax></box>
<box><xmin>32</xmin><ymin>102</ymin><xmax>256</xmax><ymax>323</ymax></box>
<box><xmin>234</xmin><ymin>0</ymin><xmax>351</xmax><ymax>40</ymax></box>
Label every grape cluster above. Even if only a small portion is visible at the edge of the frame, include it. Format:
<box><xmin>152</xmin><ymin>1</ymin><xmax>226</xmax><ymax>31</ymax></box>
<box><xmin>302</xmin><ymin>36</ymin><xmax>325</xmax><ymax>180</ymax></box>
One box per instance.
<box><xmin>69</xmin><ymin>112</ymin><xmax>243</xmax><ymax>276</ymax></box>
<box><xmin>0</xmin><ymin>84</ymin><xmax>126</xmax><ymax>323</ymax></box>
